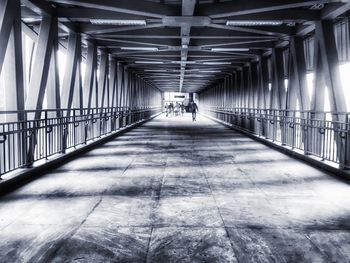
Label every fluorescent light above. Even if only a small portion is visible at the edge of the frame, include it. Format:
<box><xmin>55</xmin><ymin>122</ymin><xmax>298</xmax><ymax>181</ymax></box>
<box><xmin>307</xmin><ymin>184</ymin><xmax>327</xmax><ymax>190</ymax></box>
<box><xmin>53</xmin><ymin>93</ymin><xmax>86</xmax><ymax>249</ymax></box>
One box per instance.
<box><xmin>203</xmin><ymin>62</ymin><xmax>231</xmax><ymax>65</ymax></box>
<box><xmin>226</xmin><ymin>20</ymin><xmax>283</xmax><ymax>26</ymax></box>
<box><xmin>182</xmin><ymin>44</ymin><xmax>188</xmax><ymax>49</ymax></box>
<box><xmin>120</xmin><ymin>47</ymin><xmax>158</xmax><ymax>51</ymax></box>
<box><xmin>135</xmin><ymin>61</ymin><xmax>164</xmax><ymax>64</ymax></box>
<box><xmin>144</xmin><ymin>69</ymin><xmax>167</xmax><ymax>72</ymax></box>
<box><xmin>201</xmin><ymin>70</ymin><xmax>221</xmax><ymax>73</ymax></box>
<box><xmin>22</xmin><ymin>17</ymin><xmax>41</xmax><ymax>23</ymax></box>
<box><xmin>211</xmin><ymin>48</ymin><xmax>249</xmax><ymax>52</ymax></box>
<box><xmin>171</xmin><ymin>61</ymin><xmax>197</xmax><ymax>64</ymax></box>
<box><xmin>310</xmin><ymin>3</ymin><xmax>324</xmax><ymax>10</ymax></box>
<box><xmin>90</xmin><ymin>19</ymin><xmax>146</xmax><ymax>26</ymax></box>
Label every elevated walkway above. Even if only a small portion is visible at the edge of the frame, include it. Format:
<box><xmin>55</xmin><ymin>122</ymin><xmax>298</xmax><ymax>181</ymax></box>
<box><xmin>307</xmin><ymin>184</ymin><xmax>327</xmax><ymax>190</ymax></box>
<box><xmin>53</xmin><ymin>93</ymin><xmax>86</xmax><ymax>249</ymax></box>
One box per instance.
<box><xmin>1</xmin><ymin>114</ymin><xmax>350</xmax><ymax>262</ymax></box>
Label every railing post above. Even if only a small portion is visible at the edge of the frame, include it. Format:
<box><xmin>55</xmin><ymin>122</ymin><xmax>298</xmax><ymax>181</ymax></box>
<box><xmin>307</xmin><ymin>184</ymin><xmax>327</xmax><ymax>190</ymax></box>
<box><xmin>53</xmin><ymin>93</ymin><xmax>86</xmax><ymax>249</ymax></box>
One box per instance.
<box><xmin>128</xmin><ymin>108</ymin><xmax>132</xmax><ymax>126</ymax></box>
<box><xmin>84</xmin><ymin>109</ymin><xmax>88</xmax><ymax>144</ymax></box>
<box><xmin>321</xmin><ymin>113</ymin><xmax>327</xmax><ymax>161</ymax></box>
<box><xmin>304</xmin><ymin>111</ymin><xmax>312</xmax><ymax>155</ymax></box>
<box><xmin>26</xmin><ymin>117</ymin><xmax>36</xmax><ymax>166</ymax></box>
<box><xmin>274</xmin><ymin>110</ymin><xmax>278</xmax><ymax>142</ymax></box>
<box><xmin>61</xmin><ymin>115</ymin><xmax>67</xmax><ymax>154</ymax></box>
<box><xmin>345</xmin><ymin>114</ymin><xmax>350</xmax><ymax>169</ymax></box>
<box><xmin>341</xmin><ymin>113</ymin><xmax>350</xmax><ymax>169</ymax></box>
<box><xmin>45</xmin><ymin>111</ymin><xmax>48</xmax><ymax>159</ymax></box>
<box><xmin>291</xmin><ymin>111</ymin><xmax>296</xmax><ymax>149</ymax></box>
<box><xmin>73</xmin><ymin>109</ymin><xmax>76</xmax><ymax>147</ymax></box>
<box><xmin>20</xmin><ymin>112</ymin><xmax>28</xmax><ymax>168</ymax></box>
<box><xmin>280</xmin><ymin>110</ymin><xmax>286</xmax><ymax>145</ymax></box>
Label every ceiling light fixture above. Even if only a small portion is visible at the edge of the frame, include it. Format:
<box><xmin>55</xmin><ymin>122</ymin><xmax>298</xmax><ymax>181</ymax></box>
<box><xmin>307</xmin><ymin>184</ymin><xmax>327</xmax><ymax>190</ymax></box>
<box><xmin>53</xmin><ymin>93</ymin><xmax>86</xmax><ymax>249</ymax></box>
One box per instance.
<box><xmin>226</xmin><ymin>20</ymin><xmax>283</xmax><ymax>26</ymax></box>
<box><xmin>171</xmin><ymin>61</ymin><xmax>197</xmax><ymax>64</ymax></box>
<box><xmin>202</xmin><ymin>62</ymin><xmax>231</xmax><ymax>65</ymax></box>
<box><xmin>210</xmin><ymin>48</ymin><xmax>249</xmax><ymax>52</ymax></box>
<box><xmin>144</xmin><ymin>69</ymin><xmax>167</xmax><ymax>72</ymax></box>
<box><xmin>90</xmin><ymin>19</ymin><xmax>147</xmax><ymax>26</ymax></box>
<box><xmin>135</xmin><ymin>61</ymin><xmax>164</xmax><ymax>64</ymax></box>
<box><xmin>120</xmin><ymin>47</ymin><xmax>158</xmax><ymax>51</ymax></box>
<box><xmin>310</xmin><ymin>3</ymin><xmax>324</xmax><ymax>10</ymax></box>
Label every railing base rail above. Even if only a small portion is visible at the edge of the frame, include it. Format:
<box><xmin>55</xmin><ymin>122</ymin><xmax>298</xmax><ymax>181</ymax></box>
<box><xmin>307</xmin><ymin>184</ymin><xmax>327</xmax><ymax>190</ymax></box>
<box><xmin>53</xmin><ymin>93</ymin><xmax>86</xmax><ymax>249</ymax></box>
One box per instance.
<box><xmin>201</xmin><ymin>112</ymin><xmax>350</xmax><ymax>180</ymax></box>
<box><xmin>0</xmin><ymin>111</ymin><xmax>161</xmax><ymax>196</ymax></box>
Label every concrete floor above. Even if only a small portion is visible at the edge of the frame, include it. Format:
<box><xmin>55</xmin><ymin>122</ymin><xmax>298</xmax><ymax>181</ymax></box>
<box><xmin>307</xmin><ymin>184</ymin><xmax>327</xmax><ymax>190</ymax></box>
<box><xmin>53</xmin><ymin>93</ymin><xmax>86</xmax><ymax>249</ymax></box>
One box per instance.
<box><xmin>1</xmin><ymin>114</ymin><xmax>350</xmax><ymax>262</ymax></box>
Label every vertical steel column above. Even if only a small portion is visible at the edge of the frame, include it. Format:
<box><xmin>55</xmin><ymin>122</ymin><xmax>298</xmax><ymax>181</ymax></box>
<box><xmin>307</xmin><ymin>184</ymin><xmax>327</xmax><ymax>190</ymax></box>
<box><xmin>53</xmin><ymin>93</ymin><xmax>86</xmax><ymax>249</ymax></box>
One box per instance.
<box><xmin>0</xmin><ymin>0</ymin><xmax>16</xmax><ymax>74</ymax></box>
<box><xmin>2</xmin><ymin>0</ymin><xmax>25</xmax><ymax>118</ymax></box>
<box><xmin>314</xmin><ymin>20</ymin><xmax>349</xmax><ymax>167</ymax></box>
<box><xmin>259</xmin><ymin>56</ymin><xmax>270</xmax><ymax>110</ymax></box>
<box><xmin>25</xmin><ymin>15</ymin><xmax>58</xmax><ymax>163</ymax></box>
<box><xmin>0</xmin><ymin>0</ymin><xmax>26</xmax><ymax>171</ymax></box>
<box><xmin>46</xmin><ymin>20</ymin><xmax>61</xmax><ymax>117</ymax></box>
<box><xmin>307</xmin><ymin>29</ymin><xmax>326</xmax><ymax>156</ymax></box>
<box><xmin>109</xmin><ymin>57</ymin><xmax>117</xmax><ymax>108</ymax></box>
<box><xmin>61</xmin><ymin>32</ymin><xmax>81</xmax><ymax>116</ymax></box>
<box><xmin>117</xmin><ymin>62</ymin><xmax>123</xmax><ymax>108</ymax></box>
<box><xmin>25</xmin><ymin>16</ymin><xmax>57</xmax><ymax>118</ymax></box>
<box><xmin>236</xmin><ymin>69</ymin><xmax>243</xmax><ymax>109</ymax></box>
<box><xmin>271</xmin><ymin>48</ymin><xmax>286</xmax><ymax>110</ymax></box>
<box><xmin>250</xmin><ymin>61</ymin><xmax>259</xmax><ymax>133</ymax></box>
<box><xmin>250</xmin><ymin>62</ymin><xmax>259</xmax><ymax>109</ymax></box>
<box><xmin>84</xmin><ymin>43</ymin><xmax>97</xmax><ymax>111</ymax></box>
<box><xmin>247</xmin><ymin>64</ymin><xmax>254</xmax><ymax>109</ymax></box>
<box><xmin>232</xmin><ymin>71</ymin><xmax>238</xmax><ymax>109</ymax></box>
<box><xmin>242</xmin><ymin>66</ymin><xmax>249</xmax><ymax>110</ymax></box>
<box><xmin>99</xmin><ymin>50</ymin><xmax>108</xmax><ymax>108</ymax></box>
<box><xmin>288</xmin><ymin>36</ymin><xmax>310</xmax><ymax>111</ymax></box>
<box><xmin>271</xmin><ymin>48</ymin><xmax>286</xmax><ymax>142</ymax></box>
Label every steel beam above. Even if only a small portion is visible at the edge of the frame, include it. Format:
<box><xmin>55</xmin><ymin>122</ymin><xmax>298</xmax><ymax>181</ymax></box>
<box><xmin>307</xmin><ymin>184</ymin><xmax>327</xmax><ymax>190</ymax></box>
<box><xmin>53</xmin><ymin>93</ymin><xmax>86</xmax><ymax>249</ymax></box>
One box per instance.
<box><xmin>84</xmin><ymin>43</ymin><xmax>97</xmax><ymax>110</ymax></box>
<box><xmin>270</xmin><ymin>48</ymin><xmax>286</xmax><ymax>109</ymax></box>
<box><xmin>242</xmin><ymin>66</ymin><xmax>250</xmax><ymax>109</ymax></box>
<box><xmin>46</xmin><ymin>23</ymin><xmax>61</xmax><ymax>117</ymax></box>
<box><xmin>61</xmin><ymin>32</ymin><xmax>81</xmax><ymax>115</ymax></box>
<box><xmin>109</xmin><ymin>57</ymin><xmax>117</xmax><ymax>108</ymax></box>
<box><xmin>197</xmin><ymin>0</ymin><xmax>337</xmax><ymax>18</ymax></box>
<box><xmin>49</xmin><ymin>0</ymin><xmax>180</xmax><ymax>18</ymax></box>
<box><xmin>0</xmin><ymin>0</ymin><xmax>16</xmax><ymax>75</ymax></box>
<box><xmin>2</xmin><ymin>0</ymin><xmax>25</xmax><ymax>120</ymax></box>
<box><xmin>99</xmin><ymin>50</ymin><xmax>109</xmax><ymax>108</ymax></box>
<box><xmin>25</xmin><ymin>16</ymin><xmax>57</xmax><ymax>119</ymax></box>
<box><xmin>288</xmin><ymin>36</ymin><xmax>309</xmax><ymax>111</ymax></box>
<box><xmin>250</xmin><ymin>62</ymin><xmax>259</xmax><ymax>108</ymax></box>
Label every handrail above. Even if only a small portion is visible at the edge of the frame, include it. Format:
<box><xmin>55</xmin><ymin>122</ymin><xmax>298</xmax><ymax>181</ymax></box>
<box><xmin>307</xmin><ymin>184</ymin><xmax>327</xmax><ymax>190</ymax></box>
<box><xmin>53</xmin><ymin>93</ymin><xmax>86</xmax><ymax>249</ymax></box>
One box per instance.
<box><xmin>204</xmin><ymin>107</ymin><xmax>350</xmax><ymax>170</ymax></box>
<box><xmin>0</xmin><ymin>106</ymin><xmax>162</xmax><ymax>177</ymax></box>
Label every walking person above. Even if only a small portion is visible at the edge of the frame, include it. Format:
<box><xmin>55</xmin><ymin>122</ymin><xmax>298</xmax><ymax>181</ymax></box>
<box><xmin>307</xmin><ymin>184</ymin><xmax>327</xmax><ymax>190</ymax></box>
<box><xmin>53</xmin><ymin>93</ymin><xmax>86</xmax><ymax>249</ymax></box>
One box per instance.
<box><xmin>181</xmin><ymin>103</ymin><xmax>185</xmax><ymax>116</ymax></box>
<box><xmin>165</xmin><ymin>103</ymin><xmax>169</xmax><ymax>117</ymax></box>
<box><xmin>174</xmin><ymin>102</ymin><xmax>180</xmax><ymax>116</ymax></box>
<box><xmin>189</xmin><ymin>100</ymin><xmax>198</xmax><ymax>121</ymax></box>
<box><xmin>168</xmin><ymin>102</ymin><xmax>174</xmax><ymax>116</ymax></box>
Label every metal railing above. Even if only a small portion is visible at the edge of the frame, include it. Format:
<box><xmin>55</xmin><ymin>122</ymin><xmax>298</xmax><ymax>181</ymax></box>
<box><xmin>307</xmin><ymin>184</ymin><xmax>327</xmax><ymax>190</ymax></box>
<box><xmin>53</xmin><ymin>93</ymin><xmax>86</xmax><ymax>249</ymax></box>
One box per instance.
<box><xmin>204</xmin><ymin>107</ymin><xmax>350</xmax><ymax>169</ymax></box>
<box><xmin>0</xmin><ymin>106</ymin><xmax>161</xmax><ymax>177</ymax></box>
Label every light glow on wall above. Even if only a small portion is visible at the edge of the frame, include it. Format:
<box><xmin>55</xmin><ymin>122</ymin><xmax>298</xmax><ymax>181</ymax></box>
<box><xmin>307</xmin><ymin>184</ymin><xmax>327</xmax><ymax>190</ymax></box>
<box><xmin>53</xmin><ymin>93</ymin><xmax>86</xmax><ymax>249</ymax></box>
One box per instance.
<box><xmin>306</xmin><ymin>62</ymin><xmax>350</xmax><ymax>111</ymax></box>
<box><xmin>306</xmin><ymin>72</ymin><xmax>314</xmax><ymax>100</ymax></box>
<box><xmin>57</xmin><ymin>49</ymin><xmax>67</xmax><ymax>90</ymax></box>
<box><xmin>339</xmin><ymin>62</ymin><xmax>350</xmax><ymax>111</ymax></box>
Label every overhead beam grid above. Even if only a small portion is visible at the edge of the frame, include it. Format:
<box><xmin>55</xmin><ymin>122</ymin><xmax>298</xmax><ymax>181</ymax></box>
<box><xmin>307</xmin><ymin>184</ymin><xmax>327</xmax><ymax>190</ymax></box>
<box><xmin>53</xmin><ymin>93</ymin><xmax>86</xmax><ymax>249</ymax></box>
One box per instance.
<box><xmin>16</xmin><ymin>0</ymin><xmax>350</xmax><ymax>93</ymax></box>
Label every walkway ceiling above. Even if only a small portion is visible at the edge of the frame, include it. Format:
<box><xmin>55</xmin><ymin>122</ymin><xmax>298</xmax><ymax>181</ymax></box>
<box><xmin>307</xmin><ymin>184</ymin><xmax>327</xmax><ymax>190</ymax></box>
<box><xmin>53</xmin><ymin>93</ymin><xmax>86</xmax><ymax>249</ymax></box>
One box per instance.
<box><xmin>21</xmin><ymin>0</ymin><xmax>350</xmax><ymax>93</ymax></box>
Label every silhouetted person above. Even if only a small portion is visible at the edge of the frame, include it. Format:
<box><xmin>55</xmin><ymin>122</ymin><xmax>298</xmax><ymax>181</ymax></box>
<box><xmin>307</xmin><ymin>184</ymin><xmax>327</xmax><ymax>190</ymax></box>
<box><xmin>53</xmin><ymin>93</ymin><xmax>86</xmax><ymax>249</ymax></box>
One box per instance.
<box><xmin>174</xmin><ymin>102</ymin><xmax>180</xmax><ymax>116</ymax></box>
<box><xmin>165</xmin><ymin>103</ymin><xmax>169</xmax><ymax>117</ymax></box>
<box><xmin>168</xmin><ymin>102</ymin><xmax>174</xmax><ymax>116</ymax></box>
<box><xmin>180</xmin><ymin>103</ymin><xmax>185</xmax><ymax>116</ymax></box>
<box><xmin>189</xmin><ymin>101</ymin><xmax>198</xmax><ymax>121</ymax></box>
